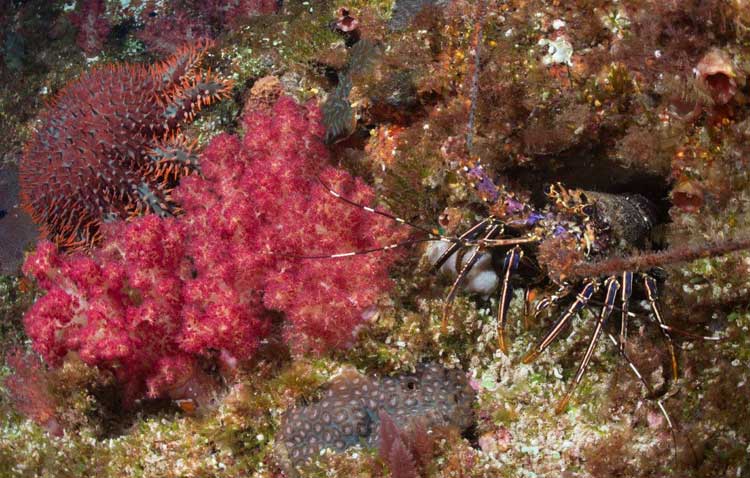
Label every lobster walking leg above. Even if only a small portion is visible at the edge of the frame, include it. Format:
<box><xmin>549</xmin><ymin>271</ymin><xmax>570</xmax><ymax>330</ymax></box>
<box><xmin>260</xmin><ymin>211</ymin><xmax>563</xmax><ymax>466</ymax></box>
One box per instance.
<box><xmin>643</xmin><ymin>274</ymin><xmax>679</xmax><ymax>382</ymax></box>
<box><xmin>555</xmin><ymin>277</ymin><xmax>619</xmax><ymax>414</ymax></box>
<box><xmin>497</xmin><ymin>246</ymin><xmax>522</xmax><ymax>354</ymax></box>
<box><xmin>619</xmin><ymin>271</ymin><xmax>633</xmax><ymax>353</ymax></box>
<box><xmin>432</xmin><ymin>217</ymin><xmax>492</xmax><ymax>271</ymax></box>
<box><xmin>441</xmin><ymin>223</ymin><xmax>502</xmax><ymax>330</ymax></box>
<box><xmin>522</xmin><ymin>279</ymin><xmax>598</xmax><ymax>364</ymax></box>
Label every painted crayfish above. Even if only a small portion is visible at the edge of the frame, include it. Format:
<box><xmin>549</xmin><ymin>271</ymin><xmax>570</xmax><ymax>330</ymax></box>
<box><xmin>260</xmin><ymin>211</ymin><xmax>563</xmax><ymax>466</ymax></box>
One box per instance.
<box><xmin>430</xmin><ymin>161</ymin><xmax>681</xmax><ymax>413</ymax></box>
<box><xmin>315</xmin><ymin>158</ymin><xmax>686</xmax><ymax>416</ymax></box>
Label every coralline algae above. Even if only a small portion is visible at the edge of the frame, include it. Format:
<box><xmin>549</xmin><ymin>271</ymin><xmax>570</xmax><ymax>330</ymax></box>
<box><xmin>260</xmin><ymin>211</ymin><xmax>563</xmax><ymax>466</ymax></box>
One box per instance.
<box><xmin>275</xmin><ymin>362</ymin><xmax>475</xmax><ymax>472</ymax></box>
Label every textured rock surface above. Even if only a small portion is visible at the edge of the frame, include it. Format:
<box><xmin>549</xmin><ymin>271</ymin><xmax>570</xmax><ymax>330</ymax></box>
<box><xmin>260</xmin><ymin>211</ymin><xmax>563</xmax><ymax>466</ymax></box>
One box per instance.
<box><xmin>388</xmin><ymin>0</ymin><xmax>451</xmax><ymax>31</ymax></box>
<box><xmin>0</xmin><ymin>164</ymin><xmax>38</xmax><ymax>274</ymax></box>
<box><xmin>276</xmin><ymin>363</ymin><xmax>475</xmax><ymax>473</ymax></box>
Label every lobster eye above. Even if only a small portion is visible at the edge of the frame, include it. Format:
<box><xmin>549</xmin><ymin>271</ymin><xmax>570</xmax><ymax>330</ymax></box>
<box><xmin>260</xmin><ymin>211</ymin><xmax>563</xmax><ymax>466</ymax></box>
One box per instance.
<box><xmin>543</xmin><ymin>184</ymin><xmax>553</xmax><ymax>195</ymax></box>
<box><xmin>582</xmin><ymin>204</ymin><xmax>595</xmax><ymax>216</ymax></box>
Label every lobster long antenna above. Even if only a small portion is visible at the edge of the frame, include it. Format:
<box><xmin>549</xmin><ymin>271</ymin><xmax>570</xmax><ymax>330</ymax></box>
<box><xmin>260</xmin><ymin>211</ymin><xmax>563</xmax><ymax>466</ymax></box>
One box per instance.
<box><xmin>568</xmin><ymin>236</ymin><xmax>750</xmax><ymax>279</ymax></box>
<box><xmin>316</xmin><ymin>176</ymin><xmax>440</xmax><ymax>238</ymax></box>
<box><xmin>285</xmin><ymin>238</ymin><xmax>441</xmax><ymax>260</ymax></box>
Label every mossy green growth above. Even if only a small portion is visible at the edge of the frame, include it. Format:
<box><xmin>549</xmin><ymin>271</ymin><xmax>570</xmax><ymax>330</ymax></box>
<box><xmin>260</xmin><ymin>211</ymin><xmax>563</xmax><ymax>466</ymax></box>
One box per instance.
<box><xmin>342</xmin><ymin>287</ymin><xmax>487</xmax><ymax>375</ymax></box>
<box><xmin>224</xmin><ymin>45</ymin><xmax>272</xmax><ymax>83</ymax></box>
<box><xmin>224</xmin><ymin>2</ymin><xmax>341</xmax><ymax>75</ymax></box>
<box><xmin>0</xmin><ymin>355</ymin><xmax>342</xmax><ymax>478</ymax></box>
<box><xmin>0</xmin><ymin>276</ymin><xmax>33</xmax><ymax>348</ymax></box>
<box><xmin>346</xmin><ymin>0</ymin><xmax>395</xmax><ymax>19</ymax></box>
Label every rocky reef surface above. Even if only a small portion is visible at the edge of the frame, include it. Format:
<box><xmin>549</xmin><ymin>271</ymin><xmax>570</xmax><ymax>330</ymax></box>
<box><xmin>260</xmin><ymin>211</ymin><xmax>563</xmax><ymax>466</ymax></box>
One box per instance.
<box><xmin>1</xmin><ymin>0</ymin><xmax>750</xmax><ymax>477</ymax></box>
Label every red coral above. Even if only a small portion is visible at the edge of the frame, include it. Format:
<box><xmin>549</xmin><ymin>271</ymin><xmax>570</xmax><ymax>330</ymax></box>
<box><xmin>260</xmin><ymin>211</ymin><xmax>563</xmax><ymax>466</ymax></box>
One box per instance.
<box><xmin>19</xmin><ymin>39</ymin><xmax>232</xmax><ymax>250</ymax></box>
<box><xmin>69</xmin><ymin>0</ymin><xmax>112</xmax><ymax>55</ymax></box>
<box><xmin>22</xmin><ymin>95</ymin><xmax>407</xmax><ymax>403</ymax></box>
<box><xmin>135</xmin><ymin>0</ymin><xmax>279</xmax><ymax>55</ymax></box>
<box><xmin>4</xmin><ymin>350</ymin><xmax>62</xmax><ymax>436</ymax></box>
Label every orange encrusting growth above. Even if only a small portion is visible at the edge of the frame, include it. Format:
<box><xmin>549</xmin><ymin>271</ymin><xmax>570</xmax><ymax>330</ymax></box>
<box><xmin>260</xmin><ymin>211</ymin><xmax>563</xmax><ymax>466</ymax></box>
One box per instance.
<box><xmin>19</xmin><ymin>39</ymin><xmax>232</xmax><ymax>250</ymax></box>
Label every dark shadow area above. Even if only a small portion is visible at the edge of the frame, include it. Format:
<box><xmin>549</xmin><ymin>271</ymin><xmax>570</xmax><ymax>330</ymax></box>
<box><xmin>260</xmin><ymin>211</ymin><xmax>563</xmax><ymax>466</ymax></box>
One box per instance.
<box><xmin>0</xmin><ymin>163</ymin><xmax>38</xmax><ymax>275</ymax></box>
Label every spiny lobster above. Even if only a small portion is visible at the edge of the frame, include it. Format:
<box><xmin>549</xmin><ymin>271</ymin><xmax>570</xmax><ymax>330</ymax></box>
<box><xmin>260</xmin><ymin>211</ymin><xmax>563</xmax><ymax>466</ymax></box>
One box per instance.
<box><xmin>312</xmin><ymin>161</ymin><xmax>690</xmax><ymax>417</ymax></box>
<box><xmin>302</xmin><ymin>0</ymin><xmax>732</xmax><ymax>437</ymax></box>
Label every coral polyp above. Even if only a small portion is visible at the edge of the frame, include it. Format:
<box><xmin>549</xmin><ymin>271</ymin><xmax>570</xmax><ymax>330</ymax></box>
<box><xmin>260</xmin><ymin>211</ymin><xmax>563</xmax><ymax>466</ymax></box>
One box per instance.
<box><xmin>19</xmin><ymin>39</ymin><xmax>232</xmax><ymax>250</ymax></box>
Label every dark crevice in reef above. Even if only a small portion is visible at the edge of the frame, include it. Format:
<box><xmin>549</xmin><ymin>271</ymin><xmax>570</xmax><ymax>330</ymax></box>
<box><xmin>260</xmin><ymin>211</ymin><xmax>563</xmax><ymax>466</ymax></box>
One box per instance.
<box><xmin>508</xmin><ymin>147</ymin><xmax>673</xmax><ymax>230</ymax></box>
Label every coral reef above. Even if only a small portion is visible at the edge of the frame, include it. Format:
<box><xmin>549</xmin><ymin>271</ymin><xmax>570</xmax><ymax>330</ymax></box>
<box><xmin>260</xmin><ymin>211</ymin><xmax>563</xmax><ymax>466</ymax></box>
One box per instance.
<box><xmin>3</xmin><ymin>0</ymin><xmax>750</xmax><ymax>477</ymax></box>
<box><xmin>19</xmin><ymin>39</ymin><xmax>232</xmax><ymax>250</ymax></box>
<box><xmin>275</xmin><ymin>362</ymin><xmax>475</xmax><ymax>475</ymax></box>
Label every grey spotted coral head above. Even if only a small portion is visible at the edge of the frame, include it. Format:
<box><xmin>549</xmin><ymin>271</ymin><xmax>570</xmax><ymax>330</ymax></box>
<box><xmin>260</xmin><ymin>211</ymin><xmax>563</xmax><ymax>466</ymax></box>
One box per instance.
<box><xmin>275</xmin><ymin>362</ymin><xmax>475</xmax><ymax>474</ymax></box>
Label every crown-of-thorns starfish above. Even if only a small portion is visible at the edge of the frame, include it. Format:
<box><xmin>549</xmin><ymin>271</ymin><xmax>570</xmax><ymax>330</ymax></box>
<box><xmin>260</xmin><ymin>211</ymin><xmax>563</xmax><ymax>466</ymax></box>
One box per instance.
<box><xmin>20</xmin><ymin>38</ymin><xmax>232</xmax><ymax>250</ymax></box>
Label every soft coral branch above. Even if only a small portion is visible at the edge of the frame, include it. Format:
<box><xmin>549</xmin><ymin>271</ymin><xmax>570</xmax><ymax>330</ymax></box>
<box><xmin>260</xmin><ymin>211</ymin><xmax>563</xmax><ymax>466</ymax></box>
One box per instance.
<box><xmin>4</xmin><ymin>350</ymin><xmax>62</xmax><ymax>436</ymax></box>
<box><xmin>21</xmin><ymin>94</ymin><xmax>408</xmax><ymax>404</ymax></box>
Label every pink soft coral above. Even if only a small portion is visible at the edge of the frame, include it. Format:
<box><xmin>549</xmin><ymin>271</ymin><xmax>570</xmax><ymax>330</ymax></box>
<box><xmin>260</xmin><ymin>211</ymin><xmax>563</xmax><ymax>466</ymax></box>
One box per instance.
<box><xmin>176</xmin><ymin>96</ymin><xmax>407</xmax><ymax>353</ymax></box>
<box><xmin>23</xmin><ymin>217</ymin><xmax>203</xmax><ymax>403</ymax></box>
<box><xmin>4</xmin><ymin>350</ymin><xmax>62</xmax><ymax>436</ymax></box>
<box><xmin>21</xmin><ymin>95</ymin><xmax>407</xmax><ymax>404</ymax></box>
<box><xmin>262</xmin><ymin>167</ymin><xmax>404</xmax><ymax>352</ymax></box>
